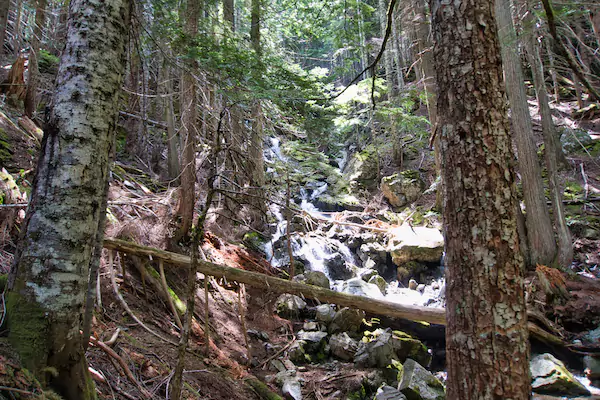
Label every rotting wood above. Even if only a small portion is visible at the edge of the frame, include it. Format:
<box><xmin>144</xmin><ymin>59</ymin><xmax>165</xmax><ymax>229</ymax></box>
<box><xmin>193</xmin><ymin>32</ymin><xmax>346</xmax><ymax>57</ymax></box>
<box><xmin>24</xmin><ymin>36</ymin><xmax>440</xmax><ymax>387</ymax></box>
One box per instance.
<box><xmin>103</xmin><ymin>238</ymin><xmax>580</xmax><ymax>348</ymax></box>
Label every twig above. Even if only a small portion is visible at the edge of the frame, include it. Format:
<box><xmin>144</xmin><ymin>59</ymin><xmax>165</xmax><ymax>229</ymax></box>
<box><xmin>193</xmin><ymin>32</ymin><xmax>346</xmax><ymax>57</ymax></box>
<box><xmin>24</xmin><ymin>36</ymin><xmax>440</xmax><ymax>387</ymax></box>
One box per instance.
<box><xmin>581</xmin><ymin>163</ymin><xmax>589</xmax><ymax>200</ymax></box>
<box><xmin>109</xmin><ymin>251</ymin><xmax>178</xmax><ymax>346</ymax></box>
<box><xmin>159</xmin><ymin>259</ymin><xmax>183</xmax><ymax>330</ymax></box>
<box><xmin>259</xmin><ymin>336</ymin><xmax>297</xmax><ymax>369</ymax></box>
<box><xmin>0</xmin><ymin>386</ymin><xmax>34</xmax><ymax>395</ymax></box>
<box><xmin>89</xmin><ymin>335</ymin><xmax>153</xmax><ymax>398</ymax></box>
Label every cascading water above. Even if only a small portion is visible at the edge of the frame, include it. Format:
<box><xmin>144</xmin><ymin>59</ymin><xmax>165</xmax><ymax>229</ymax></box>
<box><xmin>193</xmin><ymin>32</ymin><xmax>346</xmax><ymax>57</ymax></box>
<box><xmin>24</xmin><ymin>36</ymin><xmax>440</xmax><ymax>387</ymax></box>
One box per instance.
<box><xmin>263</xmin><ymin>136</ymin><xmax>446</xmax><ymax>307</ymax></box>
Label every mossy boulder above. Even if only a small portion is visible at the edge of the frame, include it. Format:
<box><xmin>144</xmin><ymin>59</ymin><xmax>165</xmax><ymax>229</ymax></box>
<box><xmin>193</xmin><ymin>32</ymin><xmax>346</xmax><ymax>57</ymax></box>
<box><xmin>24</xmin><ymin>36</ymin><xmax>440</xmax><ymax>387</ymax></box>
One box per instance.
<box><xmin>559</xmin><ymin>126</ymin><xmax>595</xmax><ymax>155</ymax></box>
<box><xmin>293</xmin><ymin>271</ymin><xmax>331</xmax><ymax>289</ymax></box>
<box><xmin>398</xmin><ymin>359</ymin><xmax>445</xmax><ymax>400</ymax></box>
<box><xmin>343</xmin><ymin>145</ymin><xmax>380</xmax><ymax>190</ymax></box>
<box><xmin>329</xmin><ymin>307</ymin><xmax>365</xmax><ymax>334</ymax></box>
<box><xmin>530</xmin><ymin>353</ymin><xmax>590</xmax><ymax>396</ymax></box>
<box><xmin>354</xmin><ymin>329</ymin><xmax>430</xmax><ymax>369</ymax></box>
<box><xmin>381</xmin><ymin>171</ymin><xmax>425</xmax><ymax>208</ymax></box>
<box><xmin>275</xmin><ymin>294</ymin><xmax>307</xmax><ymax>319</ymax></box>
<box><xmin>330</xmin><ymin>332</ymin><xmax>360</xmax><ymax>361</ymax></box>
<box><xmin>387</xmin><ymin>226</ymin><xmax>444</xmax><ymax>266</ymax></box>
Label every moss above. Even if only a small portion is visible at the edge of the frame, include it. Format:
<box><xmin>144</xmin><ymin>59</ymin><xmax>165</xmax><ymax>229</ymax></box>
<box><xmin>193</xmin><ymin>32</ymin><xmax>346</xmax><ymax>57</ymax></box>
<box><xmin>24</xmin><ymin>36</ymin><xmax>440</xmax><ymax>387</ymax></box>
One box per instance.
<box><xmin>564</xmin><ymin>180</ymin><xmax>584</xmax><ymax>201</ymax></box>
<box><xmin>5</xmin><ymin>290</ymin><xmax>51</xmax><ymax>383</ymax></box>
<box><xmin>245</xmin><ymin>377</ymin><xmax>283</xmax><ymax>400</ymax></box>
<box><xmin>145</xmin><ymin>264</ymin><xmax>186</xmax><ymax>314</ymax></box>
<box><xmin>348</xmin><ymin>384</ymin><xmax>367</xmax><ymax>400</ymax></box>
<box><xmin>38</xmin><ymin>50</ymin><xmax>60</xmax><ymax>75</ymax></box>
<box><xmin>0</xmin><ymin>128</ymin><xmax>12</xmax><ymax>166</ymax></box>
<box><xmin>0</xmin><ymin>274</ymin><xmax>6</xmax><ymax>292</ymax></box>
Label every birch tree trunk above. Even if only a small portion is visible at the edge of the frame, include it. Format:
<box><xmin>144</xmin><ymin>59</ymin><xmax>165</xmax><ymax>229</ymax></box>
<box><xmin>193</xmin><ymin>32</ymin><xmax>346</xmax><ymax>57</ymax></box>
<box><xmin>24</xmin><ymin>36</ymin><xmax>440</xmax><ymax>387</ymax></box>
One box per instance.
<box><xmin>495</xmin><ymin>0</ymin><xmax>557</xmax><ymax>267</ymax></box>
<box><xmin>6</xmin><ymin>0</ymin><xmax>131</xmax><ymax>398</ymax></box>
<box><xmin>430</xmin><ymin>0</ymin><xmax>530</xmax><ymax>397</ymax></box>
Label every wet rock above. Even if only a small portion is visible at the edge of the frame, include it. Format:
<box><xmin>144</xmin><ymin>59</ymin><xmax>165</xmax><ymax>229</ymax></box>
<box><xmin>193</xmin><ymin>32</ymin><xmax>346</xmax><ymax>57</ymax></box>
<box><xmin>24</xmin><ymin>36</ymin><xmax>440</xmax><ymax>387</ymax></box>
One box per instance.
<box><xmin>408</xmin><ymin>279</ymin><xmax>418</xmax><ymax>290</ymax></box>
<box><xmin>583</xmin><ymin>326</ymin><xmax>600</xmax><ymax>344</ymax></box>
<box><xmin>344</xmin><ymin>145</ymin><xmax>380</xmax><ymax>190</ymax></box>
<box><xmin>294</xmin><ymin>271</ymin><xmax>331</xmax><ymax>289</ymax></box>
<box><xmin>276</xmin><ymin>370</ymin><xmax>302</xmax><ymax>400</ymax></box>
<box><xmin>302</xmin><ymin>321</ymin><xmax>323</xmax><ymax>331</ymax></box>
<box><xmin>329</xmin><ymin>307</ymin><xmax>365</xmax><ymax>334</ymax></box>
<box><xmin>530</xmin><ymin>353</ymin><xmax>590</xmax><ymax>396</ymax></box>
<box><xmin>315</xmin><ymin>304</ymin><xmax>336</xmax><ymax>324</ymax></box>
<box><xmin>398</xmin><ymin>359</ymin><xmax>445</xmax><ymax>400</ymax></box>
<box><xmin>340</xmin><ymin>278</ymin><xmax>385</xmax><ymax>300</ymax></box>
<box><xmin>387</xmin><ymin>226</ymin><xmax>444</xmax><ymax>266</ymax></box>
<box><xmin>275</xmin><ymin>294</ymin><xmax>307</xmax><ymax>319</ymax></box>
<box><xmin>288</xmin><ymin>341</ymin><xmax>308</xmax><ymax>364</ymax></box>
<box><xmin>417</xmin><ymin>284</ymin><xmax>426</xmax><ymax>293</ymax></box>
<box><xmin>375</xmin><ymin>385</ymin><xmax>407</xmax><ymax>400</ymax></box>
<box><xmin>584</xmin><ymin>355</ymin><xmax>600</xmax><ymax>384</ymax></box>
<box><xmin>329</xmin><ymin>332</ymin><xmax>360</xmax><ymax>361</ymax></box>
<box><xmin>325</xmin><ymin>252</ymin><xmax>353</xmax><ymax>280</ymax></box>
<box><xmin>358</xmin><ymin>242</ymin><xmax>388</xmax><ymax>266</ymax></box>
<box><xmin>381</xmin><ymin>171</ymin><xmax>425</xmax><ymax>208</ymax></box>
<box><xmin>368</xmin><ymin>275</ymin><xmax>387</xmax><ymax>295</ymax></box>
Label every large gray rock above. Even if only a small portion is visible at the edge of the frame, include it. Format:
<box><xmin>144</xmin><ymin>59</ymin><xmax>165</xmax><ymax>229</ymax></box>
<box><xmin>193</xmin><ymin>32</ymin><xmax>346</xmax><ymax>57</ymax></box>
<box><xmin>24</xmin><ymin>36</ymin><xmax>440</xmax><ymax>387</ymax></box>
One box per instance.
<box><xmin>315</xmin><ymin>304</ymin><xmax>336</xmax><ymax>324</ymax></box>
<box><xmin>275</xmin><ymin>294</ymin><xmax>307</xmax><ymax>318</ymax></box>
<box><xmin>375</xmin><ymin>385</ymin><xmax>407</xmax><ymax>400</ymax></box>
<box><xmin>329</xmin><ymin>332</ymin><xmax>360</xmax><ymax>361</ymax></box>
<box><xmin>276</xmin><ymin>370</ymin><xmax>302</xmax><ymax>400</ymax></box>
<box><xmin>387</xmin><ymin>226</ymin><xmax>444</xmax><ymax>266</ymax></box>
<box><xmin>560</xmin><ymin>126</ymin><xmax>594</xmax><ymax>154</ymax></box>
<box><xmin>368</xmin><ymin>274</ymin><xmax>387</xmax><ymax>295</ymax></box>
<box><xmin>344</xmin><ymin>145</ymin><xmax>380</xmax><ymax>190</ymax></box>
<box><xmin>398</xmin><ymin>359</ymin><xmax>445</xmax><ymax>400</ymax></box>
<box><xmin>354</xmin><ymin>329</ymin><xmax>430</xmax><ymax>369</ymax></box>
<box><xmin>294</xmin><ymin>271</ymin><xmax>331</xmax><ymax>289</ymax></box>
<box><xmin>530</xmin><ymin>353</ymin><xmax>590</xmax><ymax>396</ymax></box>
<box><xmin>381</xmin><ymin>171</ymin><xmax>425</xmax><ymax>208</ymax></box>
<box><xmin>340</xmin><ymin>278</ymin><xmax>385</xmax><ymax>300</ymax></box>
<box><xmin>296</xmin><ymin>330</ymin><xmax>328</xmax><ymax>354</ymax></box>
<box><xmin>329</xmin><ymin>307</ymin><xmax>365</xmax><ymax>334</ymax></box>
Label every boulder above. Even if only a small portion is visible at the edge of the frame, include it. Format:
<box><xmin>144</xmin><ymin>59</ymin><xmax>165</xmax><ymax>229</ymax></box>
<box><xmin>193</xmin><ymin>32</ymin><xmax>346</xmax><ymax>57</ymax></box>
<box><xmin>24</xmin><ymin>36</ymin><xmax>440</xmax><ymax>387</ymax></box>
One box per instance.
<box><xmin>343</xmin><ymin>145</ymin><xmax>380</xmax><ymax>190</ymax></box>
<box><xmin>530</xmin><ymin>353</ymin><xmax>590</xmax><ymax>396</ymax></box>
<box><xmin>381</xmin><ymin>171</ymin><xmax>425</xmax><ymax>208</ymax></box>
<box><xmin>368</xmin><ymin>275</ymin><xmax>387</xmax><ymax>295</ymax></box>
<box><xmin>358</xmin><ymin>242</ymin><xmax>388</xmax><ymax>265</ymax></box>
<box><xmin>296</xmin><ymin>330</ymin><xmax>328</xmax><ymax>355</ymax></box>
<box><xmin>329</xmin><ymin>332</ymin><xmax>360</xmax><ymax>361</ymax></box>
<box><xmin>396</xmin><ymin>261</ymin><xmax>428</xmax><ymax>282</ymax></box>
<box><xmin>387</xmin><ymin>226</ymin><xmax>444</xmax><ymax>266</ymax></box>
<box><xmin>560</xmin><ymin>126</ymin><xmax>594</xmax><ymax>154</ymax></box>
<box><xmin>325</xmin><ymin>252</ymin><xmax>353</xmax><ymax>280</ymax></box>
<box><xmin>329</xmin><ymin>307</ymin><xmax>365</xmax><ymax>334</ymax></box>
<box><xmin>275</xmin><ymin>294</ymin><xmax>307</xmax><ymax>319</ymax></box>
<box><xmin>315</xmin><ymin>304</ymin><xmax>336</xmax><ymax>324</ymax></box>
<box><xmin>294</xmin><ymin>271</ymin><xmax>331</xmax><ymax>289</ymax></box>
<box><xmin>288</xmin><ymin>341</ymin><xmax>308</xmax><ymax>364</ymax></box>
<box><xmin>354</xmin><ymin>329</ymin><xmax>430</xmax><ymax>369</ymax></box>
<box><xmin>584</xmin><ymin>355</ymin><xmax>600</xmax><ymax>384</ymax></box>
<box><xmin>340</xmin><ymin>278</ymin><xmax>385</xmax><ymax>300</ymax></box>
<box><xmin>375</xmin><ymin>385</ymin><xmax>408</xmax><ymax>400</ymax></box>
<box><xmin>276</xmin><ymin>370</ymin><xmax>302</xmax><ymax>400</ymax></box>
<box><xmin>398</xmin><ymin>359</ymin><xmax>445</xmax><ymax>400</ymax></box>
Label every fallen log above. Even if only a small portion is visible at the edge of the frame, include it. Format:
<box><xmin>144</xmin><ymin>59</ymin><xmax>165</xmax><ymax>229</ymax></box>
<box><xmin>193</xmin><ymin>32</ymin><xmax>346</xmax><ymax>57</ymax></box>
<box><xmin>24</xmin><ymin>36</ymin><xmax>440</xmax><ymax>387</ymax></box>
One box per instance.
<box><xmin>103</xmin><ymin>238</ymin><xmax>447</xmax><ymax>325</ymax></box>
<box><xmin>102</xmin><ymin>238</ymin><xmax>568</xmax><ymax>346</ymax></box>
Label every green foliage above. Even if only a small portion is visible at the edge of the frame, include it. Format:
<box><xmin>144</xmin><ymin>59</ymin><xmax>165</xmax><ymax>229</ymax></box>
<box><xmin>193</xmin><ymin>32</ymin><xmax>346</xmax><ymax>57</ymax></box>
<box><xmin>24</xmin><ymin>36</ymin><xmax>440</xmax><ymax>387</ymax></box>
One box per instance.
<box><xmin>38</xmin><ymin>49</ymin><xmax>60</xmax><ymax>75</ymax></box>
<box><xmin>0</xmin><ymin>128</ymin><xmax>11</xmax><ymax>166</ymax></box>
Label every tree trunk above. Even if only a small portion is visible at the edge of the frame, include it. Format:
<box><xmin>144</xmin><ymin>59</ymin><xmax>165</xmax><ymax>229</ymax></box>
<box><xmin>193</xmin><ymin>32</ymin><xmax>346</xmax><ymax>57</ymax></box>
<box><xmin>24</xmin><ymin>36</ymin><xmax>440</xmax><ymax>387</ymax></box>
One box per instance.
<box><xmin>223</xmin><ymin>0</ymin><xmax>234</xmax><ymax>30</ymax></box>
<box><xmin>522</xmin><ymin>20</ymin><xmax>574</xmax><ymax>268</ymax></box>
<box><xmin>250</xmin><ymin>0</ymin><xmax>260</xmax><ymax>55</ymax></box>
<box><xmin>495</xmin><ymin>0</ymin><xmax>557</xmax><ymax>267</ymax></box>
<box><xmin>430</xmin><ymin>0</ymin><xmax>531</xmax><ymax>398</ymax></box>
<box><xmin>379</xmin><ymin>0</ymin><xmax>394</xmax><ymax>97</ymax></box>
<box><xmin>172</xmin><ymin>0</ymin><xmax>200</xmax><ymax>245</ymax></box>
<box><xmin>12</xmin><ymin>0</ymin><xmax>23</xmax><ymax>53</ymax></box>
<box><xmin>391</xmin><ymin>8</ymin><xmax>405</xmax><ymax>90</ymax></box>
<box><xmin>6</xmin><ymin>0</ymin><xmax>131</xmax><ymax>398</ymax></box>
<box><xmin>0</xmin><ymin>0</ymin><xmax>9</xmax><ymax>53</ymax></box>
<box><xmin>24</xmin><ymin>0</ymin><xmax>46</xmax><ymax>117</ymax></box>
<box><xmin>162</xmin><ymin>57</ymin><xmax>180</xmax><ymax>182</ymax></box>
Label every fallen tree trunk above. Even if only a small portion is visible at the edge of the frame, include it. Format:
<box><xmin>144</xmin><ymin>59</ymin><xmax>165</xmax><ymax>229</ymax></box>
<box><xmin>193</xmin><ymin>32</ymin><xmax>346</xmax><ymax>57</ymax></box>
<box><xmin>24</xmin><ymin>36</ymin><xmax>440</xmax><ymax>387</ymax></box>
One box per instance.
<box><xmin>102</xmin><ymin>238</ymin><xmax>567</xmax><ymax>345</ymax></box>
<box><xmin>103</xmin><ymin>238</ymin><xmax>447</xmax><ymax>325</ymax></box>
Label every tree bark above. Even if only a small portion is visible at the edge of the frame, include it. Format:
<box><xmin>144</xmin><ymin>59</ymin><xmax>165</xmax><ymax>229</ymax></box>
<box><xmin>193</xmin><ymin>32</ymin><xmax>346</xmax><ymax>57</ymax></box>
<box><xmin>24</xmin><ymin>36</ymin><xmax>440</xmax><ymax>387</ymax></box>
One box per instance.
<box><xmin>24</xmin><ymin>0</ymin><xmax>46</xmax><ymax>117</ymax></box>
<box><xmin>223</xmin><ymin>0</ymin><xmax>234</xmax><ymax>30</ymax></box>
<box><xmin>172</xmin><ymin>0</ymin><xmax>200</xmax><ymax>245</ymax></box>
<box><xmin>495</xmin><ymin>0</ymin><xmax>556</xmax><ymax>267</ymax></box>
<box><xmin>0</xmin><ymin>0</ymin><xmax>9</xmax><ymax>53</ymax></box>
<box><xmin>430</xmin><ymin>0</ymin><xmax>530</xmax><ymax>398</ymax></box>
<box><xmin>523</xmin><ymin>28</ymin><xmax>573</xmax><ymax>268</ymax></box>
<box><xmin>379</xmin><ymin>0</ymin><xmax>394</xmax><ymax>97</ymax></box>
<box><xmin>6</xmin><ymin>0</ymin><xmax>131</xmax><ymax>398</ymax></box>
<box><xmin>250</xmin><ymin>0</ymin><xmax>260</xmax><ymax>55</ymax></box>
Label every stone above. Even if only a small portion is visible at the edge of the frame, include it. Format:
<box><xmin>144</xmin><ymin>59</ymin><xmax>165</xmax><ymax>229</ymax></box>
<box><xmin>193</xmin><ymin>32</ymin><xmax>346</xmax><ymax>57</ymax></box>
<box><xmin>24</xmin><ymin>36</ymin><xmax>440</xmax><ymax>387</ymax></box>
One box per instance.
<box><xmin>358</xmin><ymin>242</ymin><xmax>388</xmax><ymax>266</ymax></box>
<box><xmin>408</xmin><ymin>279</ymin><xmax>418</xmax><ymax>290</ymax></box>
<box><xmin>360</xmin><ymin>266</ymin><xmax>379</xmax><ymax>282</ymax></box>
<box><xmin>584</xmin><ymin>355</ymin><xmax>600</xmax><ymax>381</ymax></box>
<box><xmin>368</xmin><ymin>274</ymin><xmax>387</xmax><ymax>295</ymax></box>
<box><xmin>329</xmin><ymin>307</ymin><xmax>365</xmax><ymax>334</ymax></box>
<box><xmin>276</xmin><ymin>370</ymin><xmax>302</xmax><ymax>400</ymax></box>
<box><xmin>340</xmin><ymin>278</ymin><xmax>385</xmax><ymax>300</ymax></box>
<box><xmin>530</xmin><ymin>353</ymin><xmax>590</xmax><ymax>396</ymax></box>
<box><xmin>343</xmin><ymin>145</ymin><xmax>380</xmax><ymax>190</ymax></box>
<box><xmin>315</xmin><ymin>304</ymin><xmax>336</xmax><ymax>324</ymax></box>
<box><xmin>416</xmin><ymin>284</ymin><xmax>425</xmax><ymax>293</ymax></box>
<box><xmin>387</xmin><ymin>226</ymin><xmax>444</xmax><ymax>266</ymax></box>
<box><xmin>296</xmin><ymin>330</ymin><xmax>328</xmax><ymax>354</ymax></box>
<box><xmin>288</xmin><ymin>341</ymin><xmax>308</xmax><ymax>364</ymax></box>
<box><xmin>329</xmin><ymin>332</ymin><xmax>360</xmax><ymax>361</ymax></box>
<box><xmin>381</xmin><ymin>171</ymin><xmax>426</xmax><ymax>208</ymax></box>
<box><xmin>325</xmin><ymin>252</ymin><xmax>353</xmax><ymax>280</ymax></box>
<box><xmin>560</xmin><ymin>126</ymin><xmax>594</xmax><ymax>154</ymax></box>
<box><xmin>302</xmin><ymin>321</ymin><xmax>321</xmax><ymax>331</ymax></box>
<box><xmin>397</xmin><ymin>261</ymin><xmax>428</xmax><ymax>282</ymax></box>
<box><xmin>304</xmin><ymin>271</ymin><xmax>331</xmax><ymax>289</ymax></box>
<box><xmin>354</xmin><ymin>329</ymin><xmax>430</xmax><ymax>368</ymax></box>
<box><xmin>398</xmin><ymin>359</ymin><xmax>445</xmax><ymax>400</ymax></box>
<box><xmin>275</xmin><ymin>294</ymin><xmax>307</xmax><ymax>319</ymax></box>
<box><xmin>375</xmin><ymin>385</ymin><xmax>408</xmax><ymax>400</ymax></box>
